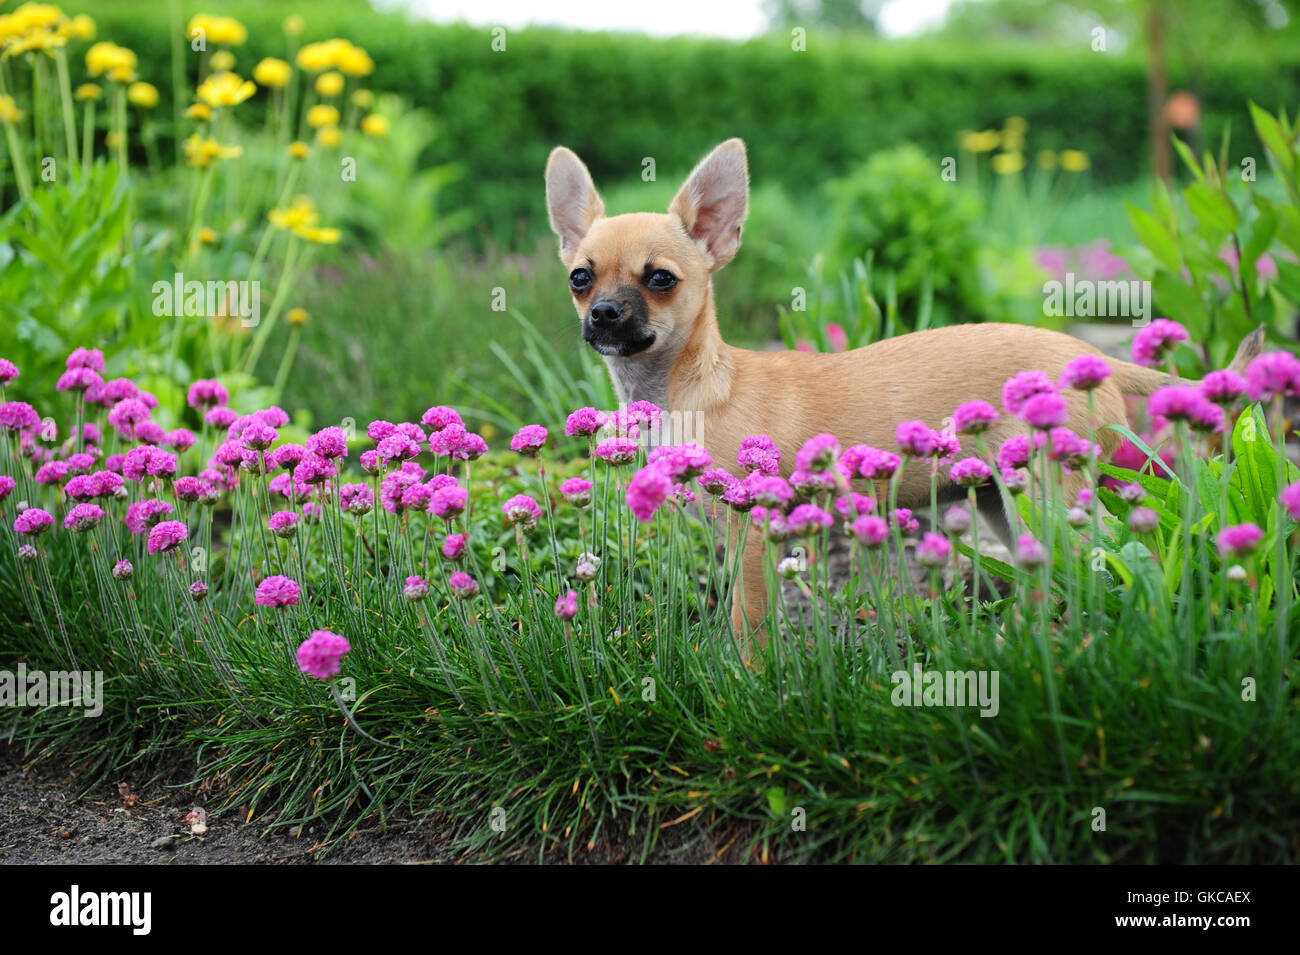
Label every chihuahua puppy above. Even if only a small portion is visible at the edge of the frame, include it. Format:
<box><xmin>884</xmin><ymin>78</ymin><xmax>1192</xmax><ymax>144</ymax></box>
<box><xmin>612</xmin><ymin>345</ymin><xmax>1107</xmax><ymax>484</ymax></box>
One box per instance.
<box><xmin>545</xmin><ymin>138</ymin><xmax>1262</xmax><ymax>639</ymax></box>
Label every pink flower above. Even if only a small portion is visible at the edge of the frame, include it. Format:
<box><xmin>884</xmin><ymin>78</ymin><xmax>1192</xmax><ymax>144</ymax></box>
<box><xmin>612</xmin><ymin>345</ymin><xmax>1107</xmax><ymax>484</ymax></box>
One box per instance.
<box><xmin>1002</xmin><ymin>371</ymin><xmax>1056</xmax><ymax>416</ymax></box>
<box><xmin>625</xmin><ymin>401</ymin><xmax>662</xmax><ymax>429</ymax></box>
<box><xmin>428</xmin><ymin>483</ymin><xmax>468</xmax><ymax>518</ymax></box>
<box><xmin>1017</xmin><ymin>534</ymin><xmax>1048</xmax><ymax>567</ymax></box>
<box><xmin>895</xmin><ymin>420</ymin><xmax>939</xmax><ymax>457</ymax></box>
<box><xmin>997</xmin><ymin>434</ymin><xmax>1033</xmax><ymax>470</ymax></box>
<box><xmin>834</xmin><ymin>492</ymin><xmax>875</xmax><ymax>519</ymax></box>
<box><xmin>737</xmin><ymin>435</ymin><xmax>781</xmax><ymax>474</ymax></box>
<box><xmin>554</xmin><ymin>589</ymin><xmax>578</xmax><ymax>620</ymax></box>
<box><xmin>340</xmin><ymin>482</ymin><xmax>374</xmax><ymax>515</ymax></box>
<box><xmin>404</xmin><ymin>575</ymin><xmax>429</xmax><ymax>602</ymax></box>
<box><xmin>187</xmin><ymin>379</ymin><xmax>229</xmax><ymax>409</ymax></box>
<box><xmin>949</xmin><ymin>457</ymin><xmax>991</xmax><ymax>487</ymax></box>
<box><xmin>647</xmin><ymin>443</ymin><xmax>712</xmax><ymax>478</ymax></box>
<box><xmin>503</xmin><ymin>493</ymin><xmax>542</xmax><ymax>530</ymax></box>
<box><xmin>297</xmin><ymin>630</ymin><xmax>350</xmax><ymax>680</ymax></box>
<box><xmin>125</xmin><ymin>499</ymin><xmax>173</xmax><ymax>534</ymax></box>
<box><xmin>858</xmin><ymin>447</ymin><xmax>901</xmax><ymax>480</ymax></box>
<box><xmin>294</xmin><ymin>454</ymin><xmax>336</xmax><ymax>485</ymax></box>
<box><xmin>0</xmin><ymin>474</ymin><xmax>18</xmax><ymax>501</ymax></box>
<box><xmin>57</xmin><ymin>367</ymin><xmax>103</xmax><ymax>393</ymax></box>
<box><xmin>1019</xmin><ymin>391</ymin><xmax>1068</xmax><ymax>430</ymax></box>
<box><xmin>795</xmin><ymin>433</ymin><xmax>840</xmax><ymax>472</ymax></box>
<box><xmin>255</xmin><ymin>574</ymin><xmax>300</xmax><ymax>608</ymax></box>
<box><xmin>0</xmin><ymin>401</ymin><xmax>40</xmax><ymax>431</ymax></box>
<box><xmin>565</xmin><ymin>407</ymin><xmax>608</xmax><ymax>437</ymax></box>
<box><xmin>420</xmin><ymin>406</ymin><xmax>463</xmax><ymax>432</ymax></box>
<box><xmin>147</xmin><ymin>520</ymin><xmax>189</xmax><ymax>554</ymax></box>
<box><xmin>1047</xmin><ymin>428</ymin><xmax>1098</xmax><ymax>468</ymax></box>
<box><xmin>850</xmin><ymin>514</ymin><xmax>889</xmax><ymax>547</ymax></box>
<box><xmin>166</xmin><ymin>428</ymin><xmax>197</xmax><ymax>451</ymax></box>
<box><xmin>241</xmin><ymin>422</ymin><xmax>277</xmax><ymax>450</ymax></box>
<box><xmin>952</xmin><ymin>400</ymin><xmax>1000</xmax><ymax>435</ymax></box>
<box><xmin>510</xmin><ymin>424</ymin><xmax>548</xmax><ymax>454</ymax></box>
<box><xmin>1131</xmin><ymin>319</ymin><xmax>1188</xmax><ymax>368</ymax></box>
<box><xmin>1280</xmin><ymin>481</ymin><xmax>1300</xmax><ymax>522</ymax></box>
<box><xmin>442</xmin><ymin>533</ymin><xmax>468</xmax><ymax>560</ymax></box>
<box><xmin>786</xmin><ymin>504</ymin><xmax>833</xmax><ymax>536</ymax></box>
<box><xmin>367</xmin><ymin>420</ymin><xmax>397</xmax><ymax>442</ymax></box>
<box><xmin>696</xmin><ymin>468</ymin><xmax>735</xmax><ymax>496</ymax></box>
<box><xmin>1244</xmin><ymin>351</ymin><xmax>1300</xmax><ymax>402</ymax></box>
<box><xmin>594</xmin><ymin>436</ymin><xmax>639</xmax><ymax>466</ymax></box>
<box><xmin>746</xmin><ymin>474</ymin><xmax>793</xmax><ymax>509</ymax></box>
<box><xmin>1148</xmin><ymin>385</ymin><xmax>1222</xmax><ymax>433</ymax></box>
<box><xmin>788</xmin><ymin>468</ymin><xmax>837</xmax><ymax>496</ymax></box>
<box><xmin>35</xmin><ymin>461</ymin><xmax>68</xmax><ymax>485</ymax></box>
<box><xmin>916</xmin><ymin>532</ymin><xmax>950</xmax><ymax>568</ymax></box>
<box><xmin>626</xmin><ymin>465</ymin><xmax>673</xmax><ymax>521</ymax></box>
<box><xmin>0</xmin><ymin>359</ymin><xmax>18</xmax><ymax>384</ymax></box>
<box><xmin>944</xmin><ymin>505</ymin><xmax>971</xmax><ymax>534</ymax></box>
<box><xmin>1201</xmin><ymin>370</ymin><xmax>1247</xmax><ymax>405</ymax></box>
<box><xmin>560</xmin><ymin>477</ymin><xmax>592</xmax><ymax>506</ymax></box>
<box><xmin>1217</xmin><ymin>523</ymin><xmax>1263</xmax><ymax>559</ymax></box>
<box><xmin>112</xmin><ymin>559</ymin><xmax>133</xmax><ymax>580</ymax></box>
<box><xmin>107</xmin><ymin>398</ymin><xmax>150</xmax><ymax>432</ymax></box>
<box><xmin>65</xmin><ymin>346</ymin><xmax>105</xmax><ymax>372</ymax></box>
<box><xmin>93</xmin><ymin>470</ymin><xmax>124</xmax><ymax>497</ymax></box>
<box><xmin>306</xmin><ymin>426</ymin><xmax>348</xmax><ymax>460</ymax></box>
<box><xmin>190</xmin><ymin>581</ymin><xmax>208</xmax><ymax>601</ymax></box>
<box><xmin>204</xmin><ymin>406</ymin><xmax>237</xmax><ymax>429</ymax></box>
<box><xmin>269</xmin><ymin>510</ymin><xmax>299</xmax><ymax>537</ymax></box>
<box><xmin>1128</xmin><ymin>507</ymin><xmax>1159</xmax><ymax>534</ymax></box>
<box><xmin>449</xmin><ymin>571</ymin><xmax>479</xmax><ymax>598</ymax></box>
<box><xmin>64</xmin><ymin>502</ymin><xmax>106</xmax><ymax>532</ymax></box>
<box><xmin>721</xmin><ymin>480</ymin><xmax>753</xmax><ymax>511</ymax></box>
<box><xmin>1060</xmin><ymin>355</ymin><xmax>1112</xmax><ymax>390</ymax></box>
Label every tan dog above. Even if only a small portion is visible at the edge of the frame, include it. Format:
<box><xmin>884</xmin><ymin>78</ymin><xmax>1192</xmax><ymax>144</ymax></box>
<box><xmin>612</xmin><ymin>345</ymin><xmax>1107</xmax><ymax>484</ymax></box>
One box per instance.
<box><xmin>544</xmin><ymin>138</ymin><xmax>1262</xmax><ymax>638</ymax></box>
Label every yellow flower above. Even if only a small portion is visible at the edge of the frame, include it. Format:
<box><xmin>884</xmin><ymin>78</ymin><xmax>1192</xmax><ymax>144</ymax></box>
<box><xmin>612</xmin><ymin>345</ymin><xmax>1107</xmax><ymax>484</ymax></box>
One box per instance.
<box><xmin>186</xmin><ymin>102</ymin><xmax>211</xmax><ymax>120</ymax></box>
<box><xmin>1003</xmin><ymin>116</ymin><xmax>1028</xmax><ymax>134</ymax></box>
<box><xmin>253</xmin><ymin>57</ymin><xmax>290</xmax><ymax>89</ymax></box>
<box><xmin>283</xmin><ymin>14</ymin><xmax>304</xmax><ymax>37</ymax></box>
<box><xmin>108</xmin><ymin>65</ymin><xmax>136</xmax><ymax>84</ymax></box>
<box><xmin>1060</xmin><ymin>149</ymin><xmax>1090</xmax><ymax>172</ymax></box>
<box><xmin>315</xmin><ymin>124</ymin><xmax>342</xmax><ymax>147</ymax></box>
<box><xmin>10</xmin><ymin>3</ymin><xmax>62</xmax><ymax>33</ymax></box>
<box><xmin>105</xmin><ymin>130</ymin><xmax>122</xmax><ymax>149</ymax></box>
<box><xmin>184</xmin><ymin>133</ymin><xmax>242</xmax><ymax>167</ymax></box>
<box><xmin>351</xmin><ymin>89</ymin><xmax>374</xmax><ymax>109</ymax></box>
<box><xmin>315</xmin><ymin>70</ymin><xmax>344</xmax><ymax>97</ymax></box>
<box><xmin>86</xmin><ymin>41</ymin><xmax>135</xmax><ymax>77</ymax></box>
<box><xmin>0</xmin><ymin>94</ymin><xmax>22</xmax><ymax>123</ymax></box>
<box><xmin>957</xmin><ymin>129</ymin><xmax>1000</xmax><ymax>153</ymax></box>
<box><xmin>188</xmin><ymin>14</ymin><xmax>247</xmax><ymax>47</ymax></box>
<box><xmin>127</xmin><ymin>82</ymin><xmax>158</xmax><ymax>108</ymax></box>
<box><xmin>991</xmin><ymin>152</ymin><xmax>1025</xmax><ymax>175</ymax></box>
<box><xmin>287</xmin><ymin>307</ymin><xmax>309</xmax><ymax>325</ymax></box>
<box><xmin>335</xmin><ymin>44</ymin><xmax>373</xmax><ymax>77</ymax></box>
<box><xmin>74</xmin><ymin>83</ymin><xmax>101</xmax><ymax>102</ymax></box>
<box><xmin>288</xmin><ymin>140</ymin><xmax>309</xmax><ymax>159</ymax></box>
<box><xmin>65</xmin><ymin>13</ymin><xmax>94</xmax><ymax>41</ymax></box>
<box><xmin>306</xmin><ymin>103</ymin><xmax>339</xmax><ymax>128</ymax></box>
<box><xmin>197</xmin><ymin>71</ymin><xmax>256</xmax><ymax>108</ymax></box>
<box><xmin>268</xmin><ymin>197</ymin><xmax>341</xmax><ymax>243</ymax></box>
<box><xmin>1036</xmin><ymin>150</ymin><xmax>1058</xmax><ymax>170</ymax></box>
<box><xmin>210</xmin><ymin>49</ymin><xmax>235</xmax><ymax>71</ymax></box>
<box><xmin>198</xmin><ymin>227</ymin><xmax>219</xmax><ymax>245</ymax></box>
<box><xmin>296</xmin><ymin>38</ymin><xmax>347</xmax><ymax>72</ymax></box>
<box><xmin>3</xmin><ymin>27</ymin><xmax>65</xmax><ymax>57</ymax></box>
<box><xmin>361</xmin><ymin>114</ymin><xmax>389</xmax><ymax>137</ymax></box>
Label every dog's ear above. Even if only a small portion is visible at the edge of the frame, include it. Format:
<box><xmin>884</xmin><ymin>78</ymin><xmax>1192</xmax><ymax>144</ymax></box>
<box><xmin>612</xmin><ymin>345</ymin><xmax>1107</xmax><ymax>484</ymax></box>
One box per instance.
<box><xmin>545</xmin><ymin>147</ymin><xmax>605</xmax><ymax>265</ymax></box>
<box><xmin>668</xmin><ymin>138</ymin><xmax>749</xmax><ymax>270</ymax></box>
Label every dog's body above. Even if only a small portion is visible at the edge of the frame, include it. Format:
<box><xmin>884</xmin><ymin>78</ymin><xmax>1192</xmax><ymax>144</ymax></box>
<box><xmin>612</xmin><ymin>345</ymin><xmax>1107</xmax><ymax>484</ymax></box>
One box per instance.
<box><xmin>545</xmin><ymin>139</ymin><xmax>1262</xmax><ymax>636</ymax></box>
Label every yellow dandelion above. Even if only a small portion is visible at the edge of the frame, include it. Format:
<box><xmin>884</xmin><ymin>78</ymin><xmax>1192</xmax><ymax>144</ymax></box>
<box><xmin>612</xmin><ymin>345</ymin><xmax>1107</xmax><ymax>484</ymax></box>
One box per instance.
<box><xmin>3</xmin><ymin>27</ymin><xmax>66</xmax><ymax>57</ymax></box>
<box><xmin>104</xmin><ymin>130</ymin><xmax>122</xmax><ymax>149</ymax></box>
<box><xmin>186</xmin><ymin>102</ymin><xmax>211</xmax><ymax>120</ymax></box>
<box><xmin>315</xmin><ymin>70</ymin><xmax>344</xmax><ymax>97</ymax></box>
<box><xmin>127</xmin><ymin>82</ymin><xmax>158</xmax><ymax>109</ymax></box>
<box><xmin>65</xmin><ymin>13</ymin><xmax>94</xmax><ymax>41</ymax></box>
<box><xmin>1003</xmin><ymin>116</ymin><xmax>1028</xmax><ymax>134</ymax></box>
<box><xmin>351</xmin><ymin>89</ymin><xmax>374</xmax><ymax>109</ymax></box>
<box><xmin>1060</xmin><ymin>149</ymin><xmax>1090</xmax><ymax>172</ymax></box>
<box><xmin>296</xmin><ymin>38</ymin><xmax>347</xmax><ymax>73</ymax></box>
<box><xmin>288</xmin><ymin>140</ymin><xmax>310</xmax><ymax>159</ymax></box>
<box><xmin>269</xmin><ymin>196</ymin><xmax>320</xmax><ymax>231</ymax></box>
<box><xmin>253</xmin><ymin>57</ymin><xmax>290</xmax><ymax>89</ymax></box>
<box><xmin>298</xmin><ymin>226</ymin><xmax>341</xmax><ymax>244</ymax></box>
<box><xmin>360</xmin><ymin>114</ymin><xmax>389</xmax><ymax>137</ymax></box>
<box><xmin>11</xmin><ymin>3</ymin><xmax>62</xmax><ymax>32</ymax></box>
<box><xmin>198</xmin><ymin>227</ymin><xmax>219</xmax><ymax>245</ymax></box>
<box><xmin>1036</xmin><ymin>150</ymin><xmax>1058</xmax><ymax>170</ymax></box>
<box><xmin>74</xmin><ymin>83</ymin><xmax>101</xmax><ymax>102</ymax></box>
<box><xmin>210</xmin><ymin>49</ymin><xmax>235</xmax><ymax>72</ymax></box>
<box><xmin>957</xmin><ymin>129</ymin><xmax>1000</xmax><ymax>153</ymax></box>
<box><xmin>85</xmin><ymin>41</ymin><xmax>136</xmax><ymax>76</ymax></box>
<box><xmin>283</xmin><ymin>14</ymin><xmax>304</xmax><ymax>37</ymax></box>
<box><xmin>108</xmin><ymin>66</ymin><xmax>135</xmax><ymax>84</ymax></box>
<box><xmin>184</xmin><ymin>133</ymin><xmax>242</xmax><ymax>168</ymax></box>
<box><xmin>0</xmin><ymin>94</ymin><xmax>22</xmax><ymax>123</ymax></box>
<box><xmin>315</xmin><ymin>124</ymin><xmax>342</xmax><ymax>148</ymax></box>
<box><xmin>335</xmin><ymin>44</ymin><xmax>373</xmax><ymax>77</ymax></box>
<box><xmin>196</xmin><ymin>71</ymin><xmax>256</xmax><ymax>108</ymax></box>
<box><xmin>991</xmin><ymin>152</ymin><xmax>1025</xmax><ymax>175</ymax></box>
<box><xmin>306</xmin><ymin>104</ymin><xmax>339</xmax><ymax>128</ymax></box>
<box><xmin>188</xmin><ymin>14</ymin><xmax>247</xmax><ymax>47</ymax></box>
<box><xmin>286</xmin><ymin>308</ymin><xmax>309</xmax><ymax>325</ymax></box>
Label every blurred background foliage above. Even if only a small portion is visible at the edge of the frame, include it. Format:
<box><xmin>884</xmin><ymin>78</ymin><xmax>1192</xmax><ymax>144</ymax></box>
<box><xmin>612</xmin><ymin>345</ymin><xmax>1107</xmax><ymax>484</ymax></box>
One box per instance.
<box><xmin>3</xmin><ymin>0</ymin><xmax>1298</xmax><ymax>434</ymax></box>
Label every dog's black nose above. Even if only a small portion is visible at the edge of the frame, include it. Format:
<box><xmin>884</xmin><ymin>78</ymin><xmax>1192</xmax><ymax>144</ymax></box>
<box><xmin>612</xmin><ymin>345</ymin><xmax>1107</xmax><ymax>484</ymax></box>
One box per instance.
<box><xmin>589</xmin><ymin>301</ymin><xmax>622</xmax><ymax>328</ymax></box>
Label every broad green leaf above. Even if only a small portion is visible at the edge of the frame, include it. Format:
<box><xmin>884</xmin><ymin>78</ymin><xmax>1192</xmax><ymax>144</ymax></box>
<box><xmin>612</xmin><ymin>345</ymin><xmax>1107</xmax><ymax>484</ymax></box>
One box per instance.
<box><xmin>1184</xmin><ymin>181</ymin><xmax>1239</xmax><ymax>234</ymax></box>
<box><xmin>1250</xmin><ymin>101</ymin><xmax>1296</xmax><ymax>177</ymax></box>
<box><xmin>1127</xmin><ymin>203</ymin><xmax>1180</xmax><ymax>272</ymax></box>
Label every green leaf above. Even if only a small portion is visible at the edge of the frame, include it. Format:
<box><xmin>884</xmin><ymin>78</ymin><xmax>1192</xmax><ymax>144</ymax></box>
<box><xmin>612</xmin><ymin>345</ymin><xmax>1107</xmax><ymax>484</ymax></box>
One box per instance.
<box><xmin>1184</xmin><ymin>181</ymin><xmax>1239</xmax><ymax>234</ymax></box>
<box><xmin>1127</xmin><ymin>203</ymin><xmax>1180</xmax><ymax>272</ymax></box>
<box><xmin>1249</xmin><ymin>101</ymin><xmax>1296</xmax><ymax>178</ymax></box>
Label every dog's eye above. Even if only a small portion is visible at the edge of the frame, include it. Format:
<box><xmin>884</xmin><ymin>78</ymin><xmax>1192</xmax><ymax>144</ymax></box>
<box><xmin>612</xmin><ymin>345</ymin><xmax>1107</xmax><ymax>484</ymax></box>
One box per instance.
<box><xmin>646</xmin><ymin>269</ymin><xmax>677</xmax><ymax>292</ymax></box>
<box><xmin>569</xmin><ymin>267</ymin><xmax>593</xmax><ymax>293</ymax></box>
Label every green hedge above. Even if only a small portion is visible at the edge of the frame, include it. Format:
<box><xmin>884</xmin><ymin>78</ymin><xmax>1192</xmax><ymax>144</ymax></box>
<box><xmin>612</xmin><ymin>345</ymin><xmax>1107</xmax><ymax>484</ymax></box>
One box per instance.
<box><xmin>64</xmin><ymin>2</ymin><xmax>1300</xmax><ymax>239</ymax></box>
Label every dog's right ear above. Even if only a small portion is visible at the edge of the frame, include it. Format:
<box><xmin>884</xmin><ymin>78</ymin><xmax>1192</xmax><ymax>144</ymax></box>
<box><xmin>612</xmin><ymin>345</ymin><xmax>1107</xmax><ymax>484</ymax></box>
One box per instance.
<box><xmin>545</xmin><ymin>147</ymin><xmax>605</xmax><ymax>265</ymax></box>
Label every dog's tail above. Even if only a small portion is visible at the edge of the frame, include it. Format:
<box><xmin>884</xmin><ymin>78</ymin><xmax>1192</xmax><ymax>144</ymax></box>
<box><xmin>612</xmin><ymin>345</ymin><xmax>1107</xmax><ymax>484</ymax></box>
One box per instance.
<box><xmin>1111</xmin><ymin>324</ymin><xmax>1265</xmax><ymax>397</ymax></box>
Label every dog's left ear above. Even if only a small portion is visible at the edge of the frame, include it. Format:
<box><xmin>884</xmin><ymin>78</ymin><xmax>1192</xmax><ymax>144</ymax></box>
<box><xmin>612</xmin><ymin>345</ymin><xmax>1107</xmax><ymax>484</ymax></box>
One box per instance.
<box><xmin>668</xmin><ymin>138</ymin><xmax>749</xmax><ymax>270</ymax></box>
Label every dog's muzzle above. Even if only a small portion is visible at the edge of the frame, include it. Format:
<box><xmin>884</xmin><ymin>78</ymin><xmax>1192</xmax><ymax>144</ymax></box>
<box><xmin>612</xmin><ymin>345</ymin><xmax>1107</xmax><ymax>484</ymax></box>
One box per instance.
<box><xmin>583</xmin><ymin>294</ymin><xmax>655</xmax><ymax>357</ymax></box>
